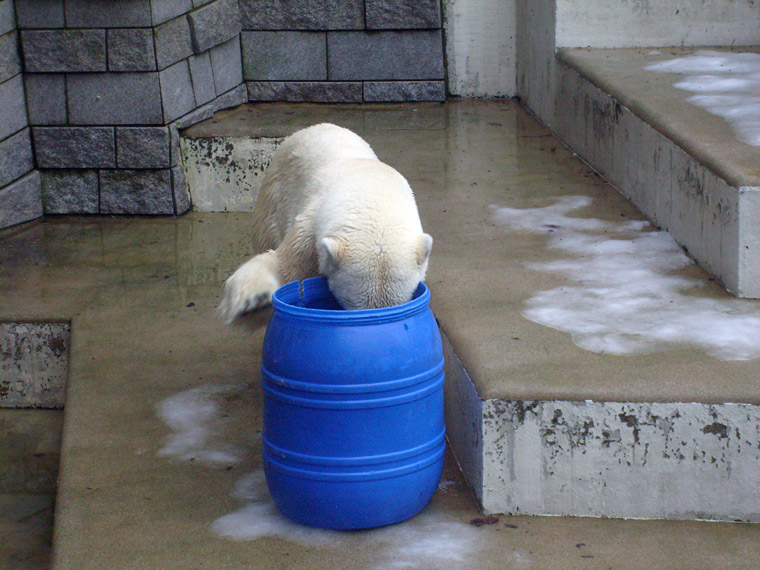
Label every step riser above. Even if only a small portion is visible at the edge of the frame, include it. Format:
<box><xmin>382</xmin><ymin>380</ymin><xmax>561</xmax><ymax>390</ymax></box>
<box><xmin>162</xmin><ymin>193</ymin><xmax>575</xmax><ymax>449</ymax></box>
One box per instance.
<box><xmin>553</xmin><ymin>60</ymin><xmax>760</xmax><ymax>298</ymax></box>
<box><xmin>481</xmin><ymin>399</ymin><xmax>760</xmax><ymax>522</ymax></box>
<box><xmin>445</xmin><ymin>334</ymin><xmax>760</xmax><ymax>522</ymax></box>
<box><xmin>180</xmin><ymin>136</ymin><xmax>280</xmax><ymax>213</ymax></box>
<box><xmin>1</xmin><ymin>322</ymin><xmax>69</xmax><ymax>409</ymax></box>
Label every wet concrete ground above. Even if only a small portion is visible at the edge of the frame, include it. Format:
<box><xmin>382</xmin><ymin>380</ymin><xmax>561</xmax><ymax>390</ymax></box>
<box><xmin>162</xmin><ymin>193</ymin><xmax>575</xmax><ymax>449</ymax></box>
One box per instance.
<box><xmin>1</xmin><ymin>100</ymin><xmax>759</xmax><ymax>568</ymax></box>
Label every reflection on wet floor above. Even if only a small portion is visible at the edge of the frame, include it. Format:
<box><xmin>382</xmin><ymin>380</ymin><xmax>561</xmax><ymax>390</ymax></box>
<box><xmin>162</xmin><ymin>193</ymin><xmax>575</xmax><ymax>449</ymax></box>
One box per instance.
<box><xmin>0</xmin><ymin>410</ymin><xmax>63</xmax><ymax>570</ymax></box>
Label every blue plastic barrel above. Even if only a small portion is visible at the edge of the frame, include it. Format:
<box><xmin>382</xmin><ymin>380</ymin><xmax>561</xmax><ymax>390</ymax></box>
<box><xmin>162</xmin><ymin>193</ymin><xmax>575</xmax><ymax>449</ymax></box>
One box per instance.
<box><xmin>261</xmin><ymin>276</ymin><xmax>445</xmax><ymax>530</ymax></box>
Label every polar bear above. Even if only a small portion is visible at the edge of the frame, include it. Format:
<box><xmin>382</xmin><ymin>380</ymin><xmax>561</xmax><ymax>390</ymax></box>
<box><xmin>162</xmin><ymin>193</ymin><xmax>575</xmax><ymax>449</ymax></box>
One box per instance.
<box><xmin>218</xmin><ymin>123</ymin><xmax>433</xmax><ymax>322</ymax></box>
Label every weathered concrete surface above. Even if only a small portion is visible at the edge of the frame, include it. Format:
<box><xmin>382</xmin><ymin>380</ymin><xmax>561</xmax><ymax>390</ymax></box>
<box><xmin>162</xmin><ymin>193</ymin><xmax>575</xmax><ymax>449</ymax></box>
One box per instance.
<box><xmin>442</xmin><ymin>0</ymin><xmax>516</xmax><ymax>97</ymax></box>
<box><xmin>445</xmin><ymin>329</ymin><xmax>760</xmax><ymax>521</ymax></box>
<box><xmin>180</xmin><ymin>135</ymin><xmax>281</xmax><ymax>211</ymax></box>
<box><xmin>441</xmin><ymin>0</ymin><xmax>758</xmax><ymax>98</ymax></box>
<box><xmin>2</xmin><ymin>102</ymin><xmax>760</xmax><ymax>569</ymax></box>
<box><xmin>517</xmin><ymin>0</ymin><xmax>760</xmax><ymax>128</ymax></box>
<box><xmin>514</xmin><ymin>2</ymin><xmax>760</xmax><ymax>299</ymax></box>
<box><xmin>481</xmin><ymin>400</ymin><xmax>760</xmax><ymax>520</ymax></box>
<box><xmin>515</xmin><ymin>0</ymin><xmax>557</xmax><ymax>127</ymax></box>
<box><xmin>182</xmin><ymin>101</ymin><xmax>449</xmax><ymax>138</ymax></box>
<box><xmin>556</xmin><ymin>0</ymin><xmax>760</xmax><ymax>49</ymax></box>
<box><xmin>555</xmin><ymin>47</ymin><xmax>760</xmax><ymax>298</ymax></box>
<box><xmin>186</xmin><ymin>101</ymin><xmax>760</xmax><ymax>521</ymax></box>
<box><xmin>0</xmin><ymin>322</ymin><xmax>69</xmax><ymax>408</ymax></box>
<box><xmin>556</xmin><ymin>47</ymin><xmax>760</xmax><ymax>189</ymax></box>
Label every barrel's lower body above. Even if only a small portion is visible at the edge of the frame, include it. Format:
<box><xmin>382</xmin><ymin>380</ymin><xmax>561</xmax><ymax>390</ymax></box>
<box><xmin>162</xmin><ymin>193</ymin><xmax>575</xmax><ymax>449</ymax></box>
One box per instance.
<box><xmin>262</xmin><ymin>366</ymin><xmax>445</xmax><ymax>529</ymax></box>
<box><xmin>263</xmin><ymin>438</ymin><xmax>445</xmax><ymax>530</ymax></box>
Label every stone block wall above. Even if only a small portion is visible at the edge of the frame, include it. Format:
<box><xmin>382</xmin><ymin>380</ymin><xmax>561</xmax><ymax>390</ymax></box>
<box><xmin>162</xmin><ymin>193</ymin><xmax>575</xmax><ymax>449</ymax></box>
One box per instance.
<box><xmin>0</xmin><ymin>0</ymin><xmax>446</xmax><ymax>230</ymax></box>
<box><xmin>0</xmin><ymin>0</ymin><xmax>40</xmax><ymax>229</ymax></box>
<box><xmin>13</xmin><ymin>0</ymin><xmax>247</xmax><ymax>221</ymax></box>
<box><xmin>240</xmin><ymin>0</ymin><xmax>446</xmax><ymax>103</ymax></box>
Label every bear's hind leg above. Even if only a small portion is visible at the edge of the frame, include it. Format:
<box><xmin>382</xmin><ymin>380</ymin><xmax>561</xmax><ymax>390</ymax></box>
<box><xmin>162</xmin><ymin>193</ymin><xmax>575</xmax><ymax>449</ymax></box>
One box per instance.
<box><xmin>217</xmin><ymin>250</ymin><xmax>281</xmax><ymax>322</ymax></box>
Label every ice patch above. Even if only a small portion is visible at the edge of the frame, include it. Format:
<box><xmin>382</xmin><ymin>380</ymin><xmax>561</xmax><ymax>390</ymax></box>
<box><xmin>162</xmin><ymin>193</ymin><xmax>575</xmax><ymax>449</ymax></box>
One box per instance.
<box><xmin>211</xmin><ymin>469</ymin><xmax>482</xmax><ymax>569</ymax></box>
<box><xmin>156</xmin><ymin>386</ymin><xmax>484</xmax><ymax>568</ymax></box>
<box><xmin>644</xmin><ymin>50</ymin><xmax>760</xmax><ymax>146</ymax></box>
<box><xmin>369</xmin><ymin>514</ymin><xmax>483</xmax><ymax>570</ymax></box>
<box><xmin>156</xmin><ymin>384</ymin><xmax>243</xmax><ymax>466</ymax></box>
<box><xmin>491</xmin><ymin>197</ymin><xmax>760</xmax><ymax>360</ymax></box>
<box><xmin>210</xmin><ymin>470</ymin><xmax>341</xmax><ymax>546</ymax></box>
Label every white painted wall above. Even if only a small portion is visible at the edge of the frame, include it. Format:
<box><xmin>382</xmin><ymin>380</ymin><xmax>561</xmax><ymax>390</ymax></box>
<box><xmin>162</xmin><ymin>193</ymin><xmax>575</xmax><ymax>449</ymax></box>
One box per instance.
<box><xmin>443</xmin><ymin>0</ymin><xmax>517</xmax><ymax>97</ymax></box>
<box><xmin>557</xmin><ymin>0</ymin><xmax>760</xmax><ymax>49</ymax></box>
<box><xmin>515</xmin><ymin>0</ymin><xmax>556</xmax><ymax>123</ymax></box>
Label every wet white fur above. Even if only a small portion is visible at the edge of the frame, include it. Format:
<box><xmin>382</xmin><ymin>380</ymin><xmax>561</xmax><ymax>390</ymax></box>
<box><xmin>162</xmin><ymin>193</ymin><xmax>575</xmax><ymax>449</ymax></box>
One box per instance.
<box><xmin>218</xmin><ymin>124</ymin><xmax>432</xmax><ymax>322</ymax></box>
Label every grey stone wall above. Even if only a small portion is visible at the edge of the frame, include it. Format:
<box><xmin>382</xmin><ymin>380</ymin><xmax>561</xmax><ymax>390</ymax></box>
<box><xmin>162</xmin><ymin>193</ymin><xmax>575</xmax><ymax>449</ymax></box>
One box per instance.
<box><xmin>11</xmin><ymin>0</ymin><xmax>247</xmax><ymax>224</ymax></box>
<box><xmin>0</xmin><ymin>0</ymin><xmax>41</xmax><ymax>229</ymax></box>
<box><xmin>241</xmin><ymin>0</ymin><xmax>446</xmax><ymax>103</ymax></box>
<box><xmin>0</xmin><ymin>0</ymin><xmax>446</xmax><ymax>230</ymax></box>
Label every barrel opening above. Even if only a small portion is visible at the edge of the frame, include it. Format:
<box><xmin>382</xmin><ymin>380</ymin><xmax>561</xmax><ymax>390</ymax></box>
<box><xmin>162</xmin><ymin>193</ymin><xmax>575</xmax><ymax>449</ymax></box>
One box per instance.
<box><xmin>292</xmin><ymin>280</ymin><xmax>344</xmax><ymax>311</ymax></box>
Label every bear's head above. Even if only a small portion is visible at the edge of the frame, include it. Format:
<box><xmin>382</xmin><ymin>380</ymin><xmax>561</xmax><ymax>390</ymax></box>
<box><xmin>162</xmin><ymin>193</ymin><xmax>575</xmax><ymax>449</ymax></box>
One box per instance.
<box><xmin>317</xmin><ymin>232</ymin><xmax>433</xmax><ymax>310</ymax></box>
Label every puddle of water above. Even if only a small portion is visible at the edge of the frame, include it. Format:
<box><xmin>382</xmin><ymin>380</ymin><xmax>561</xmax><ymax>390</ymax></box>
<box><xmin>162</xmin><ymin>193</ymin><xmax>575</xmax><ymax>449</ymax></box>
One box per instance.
<box><xmin>491</xmin><ymin>196</ymin><xmax>760</xmax><ymax>360</ymax></box>
<box><xmin>644</xmin><ymin>50</ymin><xmax>760</xmax><ymax>146</ymax></box>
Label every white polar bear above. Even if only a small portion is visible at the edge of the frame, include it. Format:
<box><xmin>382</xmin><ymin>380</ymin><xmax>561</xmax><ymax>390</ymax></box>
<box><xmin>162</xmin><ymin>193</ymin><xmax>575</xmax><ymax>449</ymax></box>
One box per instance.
<box><xmin>218</xmin><ymin>123</ymin><xmax>433</xmax><ymax>322</ymax></box>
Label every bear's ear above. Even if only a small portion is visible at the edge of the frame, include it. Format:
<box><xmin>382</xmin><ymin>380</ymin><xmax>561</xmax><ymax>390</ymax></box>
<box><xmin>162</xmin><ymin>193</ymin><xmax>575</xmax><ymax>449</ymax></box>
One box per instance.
<box><xmin>417</xmin><ymin>233</ymin><xmax>433</xmax><ymax>267</ymax></box>
<box><xmin>319</xmin><ymin>236</ymin><xmax>345</xmax><ymax>269</ymax></box>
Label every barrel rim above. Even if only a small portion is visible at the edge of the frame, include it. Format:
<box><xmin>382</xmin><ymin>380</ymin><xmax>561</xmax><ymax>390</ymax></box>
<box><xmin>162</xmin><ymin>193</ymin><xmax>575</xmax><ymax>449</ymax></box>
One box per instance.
<box><xmin>272</xmin><ymin>276</ymin><xmax>430</xmax><ymax>324</ymax></box>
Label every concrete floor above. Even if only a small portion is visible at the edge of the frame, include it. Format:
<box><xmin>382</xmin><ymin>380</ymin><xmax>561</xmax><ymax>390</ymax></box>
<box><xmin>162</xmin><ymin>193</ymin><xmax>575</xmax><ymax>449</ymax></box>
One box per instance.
<box><xmin>1</xmin><ymin>100</ymin><xmax>759</xmax><ymax>568</ymax></box>
<box><xmin>186</xmin><ymin>100</ymin><xmax>760</xmax><ymax>404</ymax></box>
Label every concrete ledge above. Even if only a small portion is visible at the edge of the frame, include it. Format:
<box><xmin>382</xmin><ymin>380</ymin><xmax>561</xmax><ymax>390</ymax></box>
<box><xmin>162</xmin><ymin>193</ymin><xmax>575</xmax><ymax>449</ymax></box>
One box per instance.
<box><xmin>445</xmin><ymin>341</ymin><xmax>760</xmax><ymax>521</ymax></box>
<box><xmin>180</xmin><ymin>134</ymin><xmax>281</xmax><ymax>212</ymax></box>
<box><xmin>555</xmin><ymin>47</ymin><xmax>760</xmax><ymax>298</ymax></box>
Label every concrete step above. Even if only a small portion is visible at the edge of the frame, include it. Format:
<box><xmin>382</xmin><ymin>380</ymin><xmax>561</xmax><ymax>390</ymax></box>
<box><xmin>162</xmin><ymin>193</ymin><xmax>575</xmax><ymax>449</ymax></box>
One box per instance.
<box><xmin>180</xmin><ymin>102</ymin><xmax>451</xmax><ymax>213</ymax></box>
<box><xmin>182</xmin><ymin>101</ymin><xmax>760</xmax><ymax>522</ymax></box>
<box><xmin>2</xmin><ymin>100</ymin><xmax>760</xmax><ymax>569</ymax></box>
<box><xmin>554</xmin><ymin>46</ymin><xmax>760</xmax><ymax>299</ymax></box>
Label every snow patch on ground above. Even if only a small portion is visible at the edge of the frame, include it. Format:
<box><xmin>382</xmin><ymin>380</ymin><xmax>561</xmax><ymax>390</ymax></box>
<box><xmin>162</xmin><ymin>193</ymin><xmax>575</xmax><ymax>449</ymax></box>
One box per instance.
<box><xmin>644</xmin><ymin>50</ymin><xmax>760</xmax><ymax>146</ymax></box>
<box><xmin>156</xmin><ymin>384</ymin><xmax>243</xmax><ymax>466</ymax></box>
<box><xmin>211</xmin><ymin>468</ymin><xmax>483</xmax><ymax>569</ymax></box>
<box><xmin>156</xmin><ymin>386</ymin><xmax>486</xmax><ymax>569</ymax></box>
<box><xmin>491</xmin><ymin>196</ymin><xmax>760</xmax><ymax>360</ymax></box>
